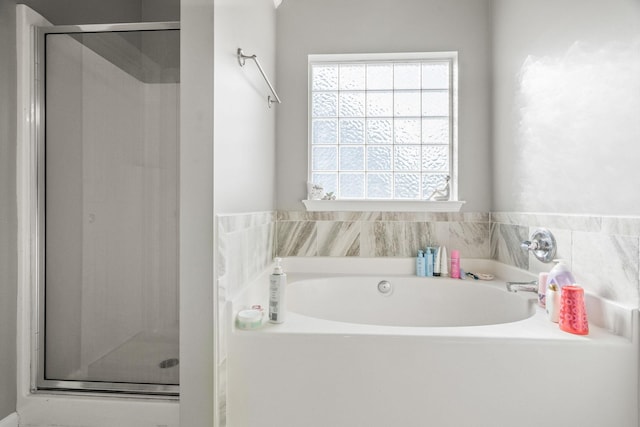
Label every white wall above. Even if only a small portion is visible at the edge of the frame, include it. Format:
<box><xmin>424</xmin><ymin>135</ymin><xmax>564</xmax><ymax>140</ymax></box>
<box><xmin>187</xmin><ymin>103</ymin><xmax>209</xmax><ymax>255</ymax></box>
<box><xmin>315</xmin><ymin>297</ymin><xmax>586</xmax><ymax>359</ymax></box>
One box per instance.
<box><xmin>492</xmin><ymin>0</ymin><xmax>640</xmax><ymax>215</ymax></box>
<box><xmin>214</xmin><ymin>0</ymin><xmax>277</xmax><ymax>213</ymax></box>
<box><xmin>212</xmin><ymin>1</ymin><xmax>277</xmax><ymax>425</ymax></box>
<box><xmin>0</xmin><ymin>0</ymin><xmax>17</xmax><ymax>420</ymax></box>
<box><xmin>180</xmin><ymin>0</ymin><xmax>214</xmax><ymax>425</ymax></box>
<box><xmin>182</xmin><ymin>0</ymin><xmax>276</xmax><ymax>422</ymax></box>
<box><xmin>275</xmin><ymin>0</ymin><xmax>493</xmax><ymax>211</ymax></box>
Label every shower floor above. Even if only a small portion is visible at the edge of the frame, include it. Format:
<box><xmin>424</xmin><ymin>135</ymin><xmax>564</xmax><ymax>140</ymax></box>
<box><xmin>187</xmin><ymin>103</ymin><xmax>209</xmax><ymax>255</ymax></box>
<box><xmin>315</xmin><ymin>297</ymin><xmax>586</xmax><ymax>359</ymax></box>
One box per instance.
<box><xmin>87</xmin><ymin>328</ymin><xmax>179</xmax><ymax>385</ymax></box>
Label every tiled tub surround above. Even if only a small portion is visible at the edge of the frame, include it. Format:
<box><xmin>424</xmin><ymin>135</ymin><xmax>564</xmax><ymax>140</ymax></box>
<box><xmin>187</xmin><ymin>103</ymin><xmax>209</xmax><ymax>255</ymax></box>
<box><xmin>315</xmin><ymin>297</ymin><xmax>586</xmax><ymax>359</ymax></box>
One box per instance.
<box><xmin>217</xmin><ymin>212</ymin><xmax>276</xmax><ymax>303</ymax></box>
<box><xmin>217</xmin><ymin>210</ymin><xmax>640</xmax><ymax>426</ymax></box>
<box><xmin>216</xmin><ymin>211</ymin><xmax>276</xmax><ymax>351</ymax></box>
<box><xmin>491</xmin><ymin>212</ymin><xmax>640</xmax><ymax>308</ymax></box>
<box><xmin>276</xmin><ymin>211</ymin><xmax>491</xmax><ymax>259</ymax></box>
<box><xmin>274</xmin><ymin>210</ymin><xmax>640</xmax><ymax>307</ymax></box>
<box><xmin>216</xmin><ymin>211</ymin><xmax>276</xmax><ymax>427</ymax></box>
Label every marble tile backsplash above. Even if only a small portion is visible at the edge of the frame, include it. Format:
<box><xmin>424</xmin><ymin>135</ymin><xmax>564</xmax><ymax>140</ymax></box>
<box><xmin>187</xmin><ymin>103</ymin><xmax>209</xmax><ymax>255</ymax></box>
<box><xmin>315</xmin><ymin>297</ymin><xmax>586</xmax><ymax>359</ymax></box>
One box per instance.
<box><xmin>216</xmin><ymin>210</ymin><xmax>640</xmax><ymax>309</ymax></box>
<box><xmin>275</xmin><ymin>210</ymin><xmax>640</xmax><ymax>306</ymax></box>
<box><xmin>491</xmin><ymin>212</ymin><xmax>640</xmax><ymax>308</ymax></box>
<box><xmin>276</xmin><ymin>211</ymin><xmax>491</xmax><ymax>259</ymax></box>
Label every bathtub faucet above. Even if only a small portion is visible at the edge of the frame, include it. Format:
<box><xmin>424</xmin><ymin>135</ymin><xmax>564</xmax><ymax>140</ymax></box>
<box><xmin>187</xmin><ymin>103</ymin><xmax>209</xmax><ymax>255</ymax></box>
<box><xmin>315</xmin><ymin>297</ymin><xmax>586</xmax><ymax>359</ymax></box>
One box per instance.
<box><xmin>520</xmin><ymin>228</ymin><xmax>557</xmax><ymax>263</ymax></box>
<box><xmin>506</xmin><ymin>280</ymin><xmax>538</xmax><ymax>293</ymax></box>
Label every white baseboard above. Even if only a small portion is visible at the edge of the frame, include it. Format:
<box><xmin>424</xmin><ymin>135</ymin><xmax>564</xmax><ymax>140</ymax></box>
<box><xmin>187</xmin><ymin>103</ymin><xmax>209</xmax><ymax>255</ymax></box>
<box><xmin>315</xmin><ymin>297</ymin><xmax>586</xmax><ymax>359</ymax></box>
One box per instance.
<box><xmin>0</xmin><ymin>413</ymin><xmax>18</xmax><ymax>427</ymax></box>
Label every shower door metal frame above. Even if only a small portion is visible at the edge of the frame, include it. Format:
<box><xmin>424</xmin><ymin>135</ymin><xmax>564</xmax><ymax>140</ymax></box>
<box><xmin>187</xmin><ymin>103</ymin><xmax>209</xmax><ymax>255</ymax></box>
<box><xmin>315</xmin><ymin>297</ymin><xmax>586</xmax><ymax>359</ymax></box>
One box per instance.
<box><xmin>34</xmin><ymin>21</ymin><xmax>180</xmax><ymax>397</ymax></box>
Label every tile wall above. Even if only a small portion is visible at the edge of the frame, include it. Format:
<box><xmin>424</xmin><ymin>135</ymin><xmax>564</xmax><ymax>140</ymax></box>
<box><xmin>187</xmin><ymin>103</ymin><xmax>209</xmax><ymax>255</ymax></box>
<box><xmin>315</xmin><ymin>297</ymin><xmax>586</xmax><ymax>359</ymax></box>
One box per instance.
<box><xmin>216</xmin><ymin>210</ymin><xmax>276</xmax><ymax>356</ymax></box>
<box><xmin>276</xmin><ymin>211</ymin><xmax>491</xmax><ymax>259</ymax></box>
<box><xmin>216</xmin><ymin>211</ymin><xmax>276</xmax><ymax>427</ymax></box>
<box><xmin>273</xmin><ymin>210</ymin><xmax>640</xmax><ymax>308</ymax></box>
<box><xmin>216</xmin><ymin>210</ymin><xmax>640</xmax><ymax>309</ymax></box>
<box><xmin>216</xmin><ymin>210</ymin><xmax>640</xmax><ymax>321</ymax></box>
<box><xmin>491</xmin><ymin>212</ymin><xmax>640</xmax><ymax>308</ymax></box>
<box><xmin>217</xmin><ymin>212</ymin><xmax>276</xmax><ymax>302</ymax></box>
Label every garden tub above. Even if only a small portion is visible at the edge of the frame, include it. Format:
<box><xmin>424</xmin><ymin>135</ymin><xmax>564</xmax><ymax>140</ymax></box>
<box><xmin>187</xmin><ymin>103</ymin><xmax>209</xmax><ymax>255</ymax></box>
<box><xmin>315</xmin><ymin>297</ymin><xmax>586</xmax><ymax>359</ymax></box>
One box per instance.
<box><xmin>227</xmin><ymin>258</ymin><xmax>638</xmax><ymax>427</ymax></box>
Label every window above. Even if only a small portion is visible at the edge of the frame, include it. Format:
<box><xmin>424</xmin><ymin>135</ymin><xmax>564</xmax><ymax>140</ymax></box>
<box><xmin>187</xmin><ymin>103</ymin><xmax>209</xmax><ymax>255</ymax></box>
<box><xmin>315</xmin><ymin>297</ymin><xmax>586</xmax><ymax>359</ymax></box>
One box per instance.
<box><xmin>308</xmin><ymin>52</ymin><xmax>457</xmax><ymax>204</ymax></box>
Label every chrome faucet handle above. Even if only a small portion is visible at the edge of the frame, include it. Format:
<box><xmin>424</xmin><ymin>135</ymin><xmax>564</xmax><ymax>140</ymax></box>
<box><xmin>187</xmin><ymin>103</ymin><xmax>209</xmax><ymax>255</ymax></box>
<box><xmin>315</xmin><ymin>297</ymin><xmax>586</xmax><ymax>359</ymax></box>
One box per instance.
<box><xmin>520</xmin><ymin>228</ymin><xmax>557</xmax><ymax>263</ymax></box>
<box><xmin>520</xmin><ymin>240</ymin><xmax>539</xmax><ymax>251</ymax></box>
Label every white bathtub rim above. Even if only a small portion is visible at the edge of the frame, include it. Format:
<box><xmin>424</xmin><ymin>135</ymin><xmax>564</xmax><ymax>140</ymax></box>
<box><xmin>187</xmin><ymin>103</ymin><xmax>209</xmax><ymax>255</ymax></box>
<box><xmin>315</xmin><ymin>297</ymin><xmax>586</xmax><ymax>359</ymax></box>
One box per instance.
<box><xmin>232</xmin><ymin>258</ymin><xmax>636</xmax><ymax>341</ymax></box>
<box><xmin>239</xmin><ymin>304</ymin><xmax>632</xmax><ymax>344</ymax></box>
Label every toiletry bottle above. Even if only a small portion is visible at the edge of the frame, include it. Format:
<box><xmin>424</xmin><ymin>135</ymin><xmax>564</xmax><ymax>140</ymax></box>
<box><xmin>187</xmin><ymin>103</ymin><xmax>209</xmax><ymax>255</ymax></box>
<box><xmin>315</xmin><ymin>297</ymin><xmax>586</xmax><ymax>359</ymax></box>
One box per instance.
<box><xmin>425</xmin><ymin>248</ymin><xmax>434</xmax><ymax>277</ymax></box>
<box><xmin>547</xmin><ymin>259</ymin><xmax>575</xmax><ymax>288</ymax></box>
<box><xmin>450</xmin><ymin>249</ymin><xmax>460</xmax><ymax>279</ymax></box>
<box><xmin>433</xmin><ymin>246</ymin><xmax>441</xmax><ymax>277</ymax></box>
<box><xmin>546</xmin><ymin>283</ymin><xmax>560</xmax><ymax>323</ymax></box>
<box><xmin>440</xmin><ymin>246</ymin><xmax>449</xmax><ymax>277</ymax></box>
<box><xmin>269</xmin><ymin>257</ymin><xmax>287</xmax><ymax>323</ymax></box>
<box><xmin>538</xmin><ymin>272</ymin><xmax>549</xmax><ymax>308</ymax></box>
<box><xmin>416</xmin><ymin>250</ymin><xmax>426</xmax><ymax>277</ymax></box>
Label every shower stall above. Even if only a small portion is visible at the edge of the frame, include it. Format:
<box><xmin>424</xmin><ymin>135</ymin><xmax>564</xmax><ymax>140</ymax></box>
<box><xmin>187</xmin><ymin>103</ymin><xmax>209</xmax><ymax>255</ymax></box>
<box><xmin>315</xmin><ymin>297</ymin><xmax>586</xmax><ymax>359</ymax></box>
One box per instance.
<box><xmin>34</xmin><ymin>22</ymin><xmax>180</xmax><ymax>396</ymax></box>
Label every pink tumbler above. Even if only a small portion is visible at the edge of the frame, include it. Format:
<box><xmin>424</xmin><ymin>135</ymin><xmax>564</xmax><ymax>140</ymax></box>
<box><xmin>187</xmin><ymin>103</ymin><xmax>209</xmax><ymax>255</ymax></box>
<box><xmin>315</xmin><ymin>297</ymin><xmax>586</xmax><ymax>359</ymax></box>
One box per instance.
<box><xmin>559</xmin><ymin>285</ymin><xmax>589</xmax><ymax>335</ymax></box>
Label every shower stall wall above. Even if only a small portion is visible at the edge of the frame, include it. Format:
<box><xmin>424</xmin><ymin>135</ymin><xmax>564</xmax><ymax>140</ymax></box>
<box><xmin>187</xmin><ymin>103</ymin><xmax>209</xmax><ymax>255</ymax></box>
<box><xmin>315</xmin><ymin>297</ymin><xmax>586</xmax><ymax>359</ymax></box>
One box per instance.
<box><xmin>37</xmin><ymin>22</ymin><xmax>180</xmax><ymax>395</ymax></box>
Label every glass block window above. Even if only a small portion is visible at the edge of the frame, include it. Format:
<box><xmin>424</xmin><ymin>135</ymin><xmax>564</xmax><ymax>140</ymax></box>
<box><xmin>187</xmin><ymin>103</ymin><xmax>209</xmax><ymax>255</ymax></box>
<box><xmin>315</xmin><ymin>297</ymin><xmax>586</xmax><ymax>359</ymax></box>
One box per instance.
<box><xmin>309</xmin><ymin>53</ymin><xmax>456</xmax><ymax>200</ymax></box>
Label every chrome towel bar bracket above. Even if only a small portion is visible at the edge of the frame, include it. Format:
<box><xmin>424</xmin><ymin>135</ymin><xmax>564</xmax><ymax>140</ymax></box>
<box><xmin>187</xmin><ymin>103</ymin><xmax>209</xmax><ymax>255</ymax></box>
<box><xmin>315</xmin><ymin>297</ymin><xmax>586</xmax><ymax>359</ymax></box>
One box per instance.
<box><xmin>237</xmin><ymin>48</ymin><xmax>282</xmax><ymax>108</ymax></box>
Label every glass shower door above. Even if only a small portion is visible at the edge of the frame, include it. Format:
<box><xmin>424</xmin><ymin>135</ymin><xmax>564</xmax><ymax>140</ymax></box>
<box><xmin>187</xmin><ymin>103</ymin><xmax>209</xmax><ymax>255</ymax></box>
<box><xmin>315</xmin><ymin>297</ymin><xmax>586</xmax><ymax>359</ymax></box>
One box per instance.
<box><xmin>38</xmin><ymin>23</ymin><xmax>180</xmax><ymax>395</ymax></box>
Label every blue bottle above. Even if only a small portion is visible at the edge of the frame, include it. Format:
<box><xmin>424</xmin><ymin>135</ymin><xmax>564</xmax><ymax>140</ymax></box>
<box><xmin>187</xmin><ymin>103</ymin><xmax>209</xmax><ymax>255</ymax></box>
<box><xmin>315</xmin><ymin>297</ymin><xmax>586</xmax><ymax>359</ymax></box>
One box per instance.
<box><xmin>425</xmin><ymin>248</ymin><xmax>434</xmax><ymax>277</ymax></box>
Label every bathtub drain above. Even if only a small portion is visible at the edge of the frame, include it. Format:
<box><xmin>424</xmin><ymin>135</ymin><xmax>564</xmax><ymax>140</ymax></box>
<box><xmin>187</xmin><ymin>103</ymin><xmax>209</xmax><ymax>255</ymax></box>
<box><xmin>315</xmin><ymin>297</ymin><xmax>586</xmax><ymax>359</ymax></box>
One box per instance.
<box><xmin>159</xmin><ymin>358</ymin><xmax>179</xmax><ymax>369</ymax></box>
<box><xmin>377</xmin><ymin>280</ymin><xmax>393</xmax><ymax>295</ymax></box>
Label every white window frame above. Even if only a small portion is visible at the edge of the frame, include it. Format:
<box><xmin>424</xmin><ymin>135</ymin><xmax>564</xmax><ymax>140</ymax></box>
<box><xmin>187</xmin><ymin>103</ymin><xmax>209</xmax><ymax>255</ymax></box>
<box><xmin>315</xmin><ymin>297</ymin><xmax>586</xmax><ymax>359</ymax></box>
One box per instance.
<box><xmin>304</xmin><ymin>52</ymin><xmax>463</xmax><ymax>212</ymax></box>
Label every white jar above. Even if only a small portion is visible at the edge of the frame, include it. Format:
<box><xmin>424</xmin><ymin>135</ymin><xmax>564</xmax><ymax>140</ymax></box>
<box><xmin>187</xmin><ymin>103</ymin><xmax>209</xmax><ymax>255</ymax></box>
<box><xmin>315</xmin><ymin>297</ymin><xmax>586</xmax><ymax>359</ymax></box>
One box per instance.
<box><xmin>546</xmin><ymin>284</ymin><xmax>560</xmax><ymax>323</ymax></box>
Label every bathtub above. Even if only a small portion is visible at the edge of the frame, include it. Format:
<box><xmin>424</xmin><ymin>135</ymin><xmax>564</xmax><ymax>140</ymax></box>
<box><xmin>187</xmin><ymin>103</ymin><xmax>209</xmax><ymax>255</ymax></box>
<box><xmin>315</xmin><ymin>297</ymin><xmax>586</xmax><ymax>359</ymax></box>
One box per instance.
<box><xmin>227</xmin><ymin>258</ymin><xmax>638</xmax><ymax>427</ymax></box>
<box><xmin>287</xmin><ymin>276</ymin><xmax>535</xmax><ymax>327</ymax></box>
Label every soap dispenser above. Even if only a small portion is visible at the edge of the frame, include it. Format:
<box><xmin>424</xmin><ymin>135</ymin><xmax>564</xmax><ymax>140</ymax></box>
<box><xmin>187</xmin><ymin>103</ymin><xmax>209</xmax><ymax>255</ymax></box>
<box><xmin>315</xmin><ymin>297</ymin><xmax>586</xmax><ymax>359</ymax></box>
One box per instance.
<box><xmin>425</xmin><ymin>248</ymin><xmax>434</xmax><ymax>277</ymax></box>
<box><xmin>269</xmin><ymin>258</ymin><xmax>287</xmax><ymax>323</ymax></box>
<box><xmin>547</xmin><ymin>259</ymin><xmax>575</xmax><ymax>288</ymax></box>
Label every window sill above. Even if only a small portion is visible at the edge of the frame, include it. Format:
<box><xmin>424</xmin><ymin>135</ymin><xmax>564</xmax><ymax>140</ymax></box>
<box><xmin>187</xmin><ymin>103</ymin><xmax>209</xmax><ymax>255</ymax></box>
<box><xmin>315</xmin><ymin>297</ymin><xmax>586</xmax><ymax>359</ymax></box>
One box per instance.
<box><xmin>302</xmin><ymin>199</ymin><xmax>465</xmax><ymax>212</ymax></box>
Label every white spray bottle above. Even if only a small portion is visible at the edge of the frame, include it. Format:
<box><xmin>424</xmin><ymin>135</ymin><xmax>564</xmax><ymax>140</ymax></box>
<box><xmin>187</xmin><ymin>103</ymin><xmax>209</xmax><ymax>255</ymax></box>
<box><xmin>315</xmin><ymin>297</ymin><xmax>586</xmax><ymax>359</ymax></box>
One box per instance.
<box><xmin>269</xmin><ymin>257</ymin><xmax>287</xmax><ymax>323</ymax></box>
<box><xmin>440</xmin><ymin>246</ymin><xmax>449</xmax><ymax>277</ymax></box>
